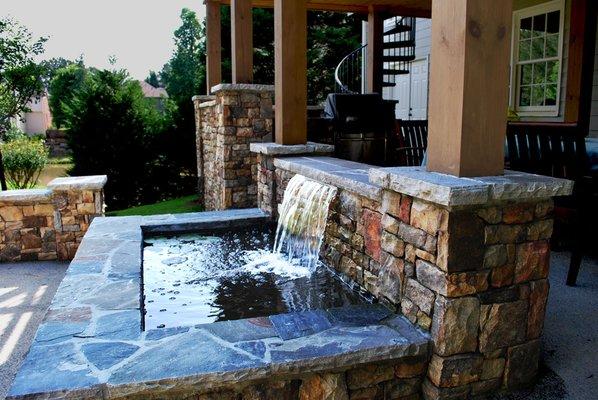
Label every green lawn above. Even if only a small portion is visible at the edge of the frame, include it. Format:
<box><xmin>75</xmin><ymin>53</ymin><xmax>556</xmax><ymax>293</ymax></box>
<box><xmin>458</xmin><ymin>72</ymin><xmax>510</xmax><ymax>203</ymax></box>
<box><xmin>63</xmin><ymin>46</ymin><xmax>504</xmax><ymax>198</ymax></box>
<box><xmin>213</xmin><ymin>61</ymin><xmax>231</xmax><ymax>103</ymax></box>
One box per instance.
<box><xmin>106</xmin><ymin>195</ymin><xmax>202</xmax><ymax>217</ymax></box>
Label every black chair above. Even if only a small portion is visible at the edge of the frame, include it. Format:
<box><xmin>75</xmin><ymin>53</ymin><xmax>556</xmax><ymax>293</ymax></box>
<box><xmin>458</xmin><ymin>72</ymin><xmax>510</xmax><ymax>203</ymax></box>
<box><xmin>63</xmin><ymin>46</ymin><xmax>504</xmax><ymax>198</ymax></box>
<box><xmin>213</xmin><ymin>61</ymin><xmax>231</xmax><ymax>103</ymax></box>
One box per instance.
<box><xmin>323</xmin><ymin>93</ymin><xmax>396</xmax><ymax>166</ymax></box>
<box><xmin>505</xmin><ymin>122</ymin><xmax>597</xmax><ymax>286</ymax></box>
<box><xmin>395</xmin><ymin>119</ymin><xmax>428</xmax><ymax>166</ymax></box>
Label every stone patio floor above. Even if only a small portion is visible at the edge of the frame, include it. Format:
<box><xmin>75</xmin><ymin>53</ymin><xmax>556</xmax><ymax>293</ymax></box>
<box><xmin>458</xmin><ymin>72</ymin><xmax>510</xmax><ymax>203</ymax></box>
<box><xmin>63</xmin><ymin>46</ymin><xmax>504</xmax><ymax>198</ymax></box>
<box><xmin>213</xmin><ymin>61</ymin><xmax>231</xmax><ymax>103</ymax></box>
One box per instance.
<box><xmin>0</xmin><ymin>252</ymin><xmax>596</xmax><ymax>400</ymax></box>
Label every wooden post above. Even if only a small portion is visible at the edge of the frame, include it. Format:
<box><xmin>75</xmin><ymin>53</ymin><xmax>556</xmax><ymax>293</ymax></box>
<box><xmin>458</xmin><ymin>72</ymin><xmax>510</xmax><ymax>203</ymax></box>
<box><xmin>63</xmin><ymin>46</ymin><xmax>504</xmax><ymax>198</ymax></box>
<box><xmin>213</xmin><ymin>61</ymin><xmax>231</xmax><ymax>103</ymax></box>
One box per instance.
<box><xmin>206</xmin><ymin>0</ymin><xmax>222</xmax><ymax>94</ymax></box>
<box><xmin>231</xmin><ymin>0</ymin><xmax>253</xmax><ymax>83</ymax></box>
<box><xmin>366</xmin><ymin>8</ymin><xmax>383</xmax><ymax>94</ymax></box>
<box><xmin>274</xmin><ymin>0</ymin><xmax>307</xmax><ymax>145</ymax></box>
<box><xmin>565</xmin><ymin>0</ymin><xmax>597</xmax><ymax>129</ymax></box>
<box><xmin>427</xmin><ymin>0</ymin><xmax>513</xmax><ymax>177</ymax></box>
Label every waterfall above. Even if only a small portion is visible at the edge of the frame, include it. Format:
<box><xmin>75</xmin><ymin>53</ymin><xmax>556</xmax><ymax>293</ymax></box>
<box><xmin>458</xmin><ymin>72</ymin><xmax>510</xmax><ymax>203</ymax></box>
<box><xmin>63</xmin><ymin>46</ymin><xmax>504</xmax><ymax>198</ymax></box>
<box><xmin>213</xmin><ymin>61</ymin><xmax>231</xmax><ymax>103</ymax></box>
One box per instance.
<box><xmin>274</xmin><ymin>174</ymin><xmax>337</xmax><ymax>270</ymax></box>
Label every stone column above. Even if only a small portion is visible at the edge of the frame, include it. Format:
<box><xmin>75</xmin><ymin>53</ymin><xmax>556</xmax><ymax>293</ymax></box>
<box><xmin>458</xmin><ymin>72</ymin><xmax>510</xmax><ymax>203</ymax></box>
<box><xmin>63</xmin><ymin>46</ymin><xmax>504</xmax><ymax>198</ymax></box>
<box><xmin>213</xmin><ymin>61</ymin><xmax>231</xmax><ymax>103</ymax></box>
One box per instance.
<box><xmin>48</xmin><ymin>176</ymin><xmax>107</xmax><ymax>260</ymax></box>
<box><xmin>249</xmin><ymin>142</ymin><xmax>334</xmax><ymax>217</ymax></box>
<box><xmin>195</xmin><ymin>84</ymin><xmax>274</xmax><ymax>211</ymax></box>
<box><xmin>368</xmin><ymin>168</ymin><xmax>572</xmax><ymax>398</ymax></box>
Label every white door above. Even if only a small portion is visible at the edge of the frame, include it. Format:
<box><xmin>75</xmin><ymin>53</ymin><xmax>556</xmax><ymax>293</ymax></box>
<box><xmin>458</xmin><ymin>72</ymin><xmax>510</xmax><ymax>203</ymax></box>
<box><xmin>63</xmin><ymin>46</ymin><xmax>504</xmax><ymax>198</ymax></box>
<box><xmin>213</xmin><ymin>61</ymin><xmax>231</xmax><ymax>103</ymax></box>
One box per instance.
<box><xmin>388</xmin><ymin>57</ymin><xmax>429</xmax><ymax>120</ymax></box>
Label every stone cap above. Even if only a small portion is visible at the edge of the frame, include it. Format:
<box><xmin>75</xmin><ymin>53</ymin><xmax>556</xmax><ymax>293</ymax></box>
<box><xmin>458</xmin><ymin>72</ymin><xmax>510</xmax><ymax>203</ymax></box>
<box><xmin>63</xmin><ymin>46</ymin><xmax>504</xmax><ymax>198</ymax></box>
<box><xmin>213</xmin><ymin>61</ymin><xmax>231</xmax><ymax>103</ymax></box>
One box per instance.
<box><xmin>48</xmin><ymin>175</ymin><xmax>108</xmax><ymax>191</ymax></box>
<box><xmin>250</xmin><ymin>141</ymin><xmax>334</xmax><ymax>156</ymax></box>
<box><xmin>369</xmin><ymin>166</ymin><xmax>574</xmax><ymax>207</ymax></box>
<box><xmin>211</xmin><ymin>83</ymin><xmax>275</xmax><ymax>94</ymax></box>
<box><xmin>0</xmin><ymin>189</ymin><xmax>52</xmax><ymax>204</ymax></box>
<box><xmin>192</xmin><ymin>95</ymin><xmax>216</xmax><ymax>103</ymax></box>
<box><xmin>273</xmin><ymin>156</ymin><xmax>381</xmax><ymax>200</ymax></box>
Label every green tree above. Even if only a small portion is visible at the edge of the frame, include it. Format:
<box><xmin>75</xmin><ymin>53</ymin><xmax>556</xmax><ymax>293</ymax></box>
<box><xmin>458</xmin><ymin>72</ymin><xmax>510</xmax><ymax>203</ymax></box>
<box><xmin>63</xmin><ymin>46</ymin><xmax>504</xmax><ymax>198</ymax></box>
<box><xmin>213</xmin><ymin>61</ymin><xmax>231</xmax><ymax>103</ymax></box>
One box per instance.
<box><xmin>145</xmin><ymin>70</ymin><xmax>161</xmax><ymax>88</ymax></box>
<box><xmin>40</xmin><ymin>56</ymin><xmax>83</xmax><ymax>87</ymax></box>
<box><xmin>0</xmin><ymin>17</ymin><xmax>47</xmax><ymax>190</ymax></box>
<box><xmin>159</xmin><ymin>8</ymin><xmax>205</xmax><ymax>177</ymax></box>
<box><xmin>48</xmin><ymin>63</ymin><xmax>87</xmax><ymax>128</ymax></box>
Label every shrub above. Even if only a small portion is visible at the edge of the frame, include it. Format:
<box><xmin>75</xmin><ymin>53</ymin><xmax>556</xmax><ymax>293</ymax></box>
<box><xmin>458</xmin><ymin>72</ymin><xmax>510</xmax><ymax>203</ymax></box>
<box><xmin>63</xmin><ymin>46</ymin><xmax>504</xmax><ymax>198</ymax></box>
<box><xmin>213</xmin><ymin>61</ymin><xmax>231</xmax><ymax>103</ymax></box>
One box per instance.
<box><xmin>48</xmin><ymin>64</ymin><xmax>87</xmax><ymax>129</ymax></box>
<box><xmin>3</xmin><ymin>125</ymin><xmax>27</xmax><ymax>142</ymax></box>
<box><xmin>1</xmin><ymin>137</ymin><xmax>48</xmax><ymax>189</ymax></box>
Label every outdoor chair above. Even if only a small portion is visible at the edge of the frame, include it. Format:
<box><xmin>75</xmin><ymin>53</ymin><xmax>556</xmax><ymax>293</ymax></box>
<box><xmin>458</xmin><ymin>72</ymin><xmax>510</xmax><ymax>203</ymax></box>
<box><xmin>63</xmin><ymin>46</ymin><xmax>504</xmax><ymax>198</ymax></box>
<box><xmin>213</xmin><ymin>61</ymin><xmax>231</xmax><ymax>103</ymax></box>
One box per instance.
<box><xmin>395</xmin><ymin>119</ymin><xmax>428</xmax><ymax>166</ymax></box>
<box><xmin>505</xmin><ymin>122</ymin><xmax>597</xmax><ymax>286</ymax></box>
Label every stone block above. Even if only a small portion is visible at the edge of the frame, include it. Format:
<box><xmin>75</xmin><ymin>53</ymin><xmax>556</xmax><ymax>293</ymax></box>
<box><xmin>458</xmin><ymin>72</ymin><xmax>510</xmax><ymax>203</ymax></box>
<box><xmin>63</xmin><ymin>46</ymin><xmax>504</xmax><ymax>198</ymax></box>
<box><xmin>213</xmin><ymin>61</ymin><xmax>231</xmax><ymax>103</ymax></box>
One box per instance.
<box><xmin>534</xmin><ymin>201</ymin><xmax>554</xmax><ymax>219</ymax></box>
<box><xmin>481</xmin><ymin>357</ymin><xmax>505</xmax><ymax>380</ymax></box>
<box><xmin>484</xmin><ymin>225</ymin><xmax>526</xmax><ymax>245</ymax></box>
<box><xmin>0</xmin><ymin>206</ymin><xmax>23</xmax><ymax>222</ymax></box>
<box><xmin>381</xmin><ymin>231</ymin><xmax>405</xmax><ymax>258</ymax></box>
<box><xmin>397</xmin><ymin>222</ymin><xmax>435</xmax><ymax>253</ymax></box>
<box><xmin>405</xmin><ymin>278</ymin><xmax>435</xmax><ymax>315</ymax></box>
<box><xmin>431</xmin><ymin>296</ymin><xmax>479</xmax><ymax>356</ymax></box>
<box><xmin>526</xmin><ymin>219</ymin><xmax>553</xmax><ymax>241</ymax></box>
<box><xmin>361</xmin><ymin>209</ymin><xmax>381</xmax><ymax>262</ymax></box>
<box><xmin>422</xmin><ymin>378</ymin><xmax>469</xmax><ymax>400</ymax></box>
<box><xmin>405</xmin><ymin>244</ymin><xmax>416</xmax><ymax>263</ymax></box>
<box><xmin>477</xmin><ymin>207</ymin><xmax>502</xmax><ymax>224</ymax></box>
<box><xmin>479</xmin><ymin>300</ymin><xmax>528</xmax><ymax>353</ymax></box>
<box><xmin>436</xmin><ymin>211</ymin><xmax>485</xmax><ymax>273</ymax></box>
<box><xmin>428</xmin><ymin>353</ymin><xmax>483</xmax><ymax>387</ymax></box>
<box><xmin>502</xmin><ymin>203</ymin><xmax>535</xmax><ymax>224</ymax></box>
<box><xmin>490</xmin><ymin>264</ymin><xmax>515</xmax><ymax>288</ymax></box>
<box><xmin>471</xmin><ymin>378</ymin><xmax>502</xmax><ymax>396</ymax></box>
<box><xmin>527</xmin><ymin>279</ymin><xmax>549</xmax><ymax>339</ymax></box>
<box><xmin>398</xmin><ymin>196</ymin><xmax>413</xmax><ymax>224</ymax></box>
<box><xmin>33</xmin><ymin>204</ymin><xmax>55</xmax><ymax>216</ymax></box>
<box><xmin>382</xmin><ymin>190</ymin><xmax>402</xmax><ymax>218</ymax></box>
<box><xmin>504</xmin><ymin>340</ymin><xmax>541</xmax><ymax>389</ymax></box>
<box><xmin>394</xmin><ymin>357</ymin><xmax>428</xmax><ymax>378</ymax></box>
<box><xmin>346</xmin><ymin>364</ymin><xmax>394</xmax><ymax>390</ymax></box>
<box><xmin>299</xmin><ymin>373</ymin><xmax>348</xmax><ymax>400</ymax></box>
<box><xmin>416</xmin><ymin>260</ymin><xmax>446</xmax><ymax>294</ymax></box>
<box><xmin>382</xmin><ymin>214</ymin><xmax>399</xmax><ymax>235</ymax></box>
<box><xmin>445</xmin><ymin>270</ymin><xmax>489</xmax><ymax>297</ymax></box>
<box><xmin>401</xmin><ymin>297</ymin><xmax>418</xmax><ymax>323</ymax></box>
<box><xmin>410</xmin><ymin>199</ymin><xmax>447</xmax><ymax>235</ymax></box>
<box><xmin>378</xmin><ymin>258</ymin><xmax>403</xmax><ymax>305</ymax></box>
<box><xmin>514</xmin><ymin>241</ymin><xmax>550</xmax><ymax>283</ymax></box>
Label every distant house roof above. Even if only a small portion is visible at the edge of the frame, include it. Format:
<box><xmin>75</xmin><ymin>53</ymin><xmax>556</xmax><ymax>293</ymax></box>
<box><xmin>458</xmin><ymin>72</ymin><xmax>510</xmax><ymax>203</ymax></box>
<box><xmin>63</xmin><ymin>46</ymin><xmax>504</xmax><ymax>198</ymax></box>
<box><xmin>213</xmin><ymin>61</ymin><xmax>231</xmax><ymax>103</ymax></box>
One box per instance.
<box><xmin>138</xmin><ymin>81</ymin><xmax>168</xmax><ymax>98</ymax></box>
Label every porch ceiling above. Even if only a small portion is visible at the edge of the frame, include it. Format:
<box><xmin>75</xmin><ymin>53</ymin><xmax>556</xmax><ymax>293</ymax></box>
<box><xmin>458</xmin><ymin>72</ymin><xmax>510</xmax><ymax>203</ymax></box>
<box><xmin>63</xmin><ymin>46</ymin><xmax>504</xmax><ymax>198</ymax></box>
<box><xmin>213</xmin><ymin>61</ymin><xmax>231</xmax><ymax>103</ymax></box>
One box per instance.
<box><xmin>215</xmin><ymin>0</ymin><xmax>432</xmax><ymax>18</ymax></box>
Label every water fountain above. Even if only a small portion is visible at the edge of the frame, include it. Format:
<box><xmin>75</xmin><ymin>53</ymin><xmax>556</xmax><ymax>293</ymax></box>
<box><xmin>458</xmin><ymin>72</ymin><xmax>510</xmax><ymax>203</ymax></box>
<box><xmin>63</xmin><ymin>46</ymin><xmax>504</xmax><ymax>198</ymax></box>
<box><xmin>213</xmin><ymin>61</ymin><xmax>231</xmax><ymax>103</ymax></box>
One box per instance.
<box><xmin>274</xmin><ymin>174</ymin><xmax>337</xmax><ymax>269</ymax></box>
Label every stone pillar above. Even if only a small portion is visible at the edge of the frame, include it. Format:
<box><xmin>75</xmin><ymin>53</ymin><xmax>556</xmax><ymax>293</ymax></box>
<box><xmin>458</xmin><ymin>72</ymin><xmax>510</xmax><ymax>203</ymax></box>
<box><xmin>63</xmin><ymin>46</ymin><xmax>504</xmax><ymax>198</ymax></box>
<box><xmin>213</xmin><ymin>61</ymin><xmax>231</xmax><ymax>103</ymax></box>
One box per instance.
<box><xmin>368</xmin><ymin>168</ymin><xmax>573</xmax><ymax>398</ymax></box>
<box><xmin>48</xmin><ymin>176</ymin><xmax>107</xmax><ymax>260</ymax></box>
<box><xmin>250</xmin><ymin>142</ymin><xmax>334</xmax><ymax>217</ymax></box>
<box><xmin>195</xmin><ymin>84</ymin><xmax>274</xmax><ymax>211</ymax></box>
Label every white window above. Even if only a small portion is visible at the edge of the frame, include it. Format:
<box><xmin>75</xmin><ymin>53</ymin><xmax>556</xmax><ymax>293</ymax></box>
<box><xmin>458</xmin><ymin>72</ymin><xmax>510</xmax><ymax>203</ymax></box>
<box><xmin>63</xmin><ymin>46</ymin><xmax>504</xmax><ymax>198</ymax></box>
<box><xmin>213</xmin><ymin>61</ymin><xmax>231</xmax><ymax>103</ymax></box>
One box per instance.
<box><xmin>510</xmin><ymin>0</ymin><xmax>565</xmax><ymax>116</ymax></box>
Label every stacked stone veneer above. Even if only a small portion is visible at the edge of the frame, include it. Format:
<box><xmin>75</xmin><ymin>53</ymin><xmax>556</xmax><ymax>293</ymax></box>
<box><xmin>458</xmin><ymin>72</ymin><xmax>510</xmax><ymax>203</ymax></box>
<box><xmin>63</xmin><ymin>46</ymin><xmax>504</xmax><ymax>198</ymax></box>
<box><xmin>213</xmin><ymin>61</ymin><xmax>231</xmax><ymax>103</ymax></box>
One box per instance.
<box><xmin>45</xmin><ymin>129</ymin><xmax>70</xmax><ymax>157</ymax></box>
<box><xmin>193</xmin><ymin>84</ymin><xmax>274</xmax><ymax>211</ymax></box>
<box><xmin>0</xmin><ymin>176</ymin><xmax>106</xmax><ymax>262</ymax></box>
<box><xmin>252</xmin><ymin>152</ymin><xmax>573</xmax><ymax>400</ymax></box>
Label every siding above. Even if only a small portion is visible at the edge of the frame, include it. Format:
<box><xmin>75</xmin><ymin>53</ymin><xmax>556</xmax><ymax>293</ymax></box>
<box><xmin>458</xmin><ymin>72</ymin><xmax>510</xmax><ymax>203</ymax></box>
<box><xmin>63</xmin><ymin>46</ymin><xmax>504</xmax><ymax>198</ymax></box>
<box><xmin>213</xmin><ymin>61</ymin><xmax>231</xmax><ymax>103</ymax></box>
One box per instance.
<box><xmin>590</xmin><ymin>21</ymin><xmax>598</xmax><ymax>138</ymax></box>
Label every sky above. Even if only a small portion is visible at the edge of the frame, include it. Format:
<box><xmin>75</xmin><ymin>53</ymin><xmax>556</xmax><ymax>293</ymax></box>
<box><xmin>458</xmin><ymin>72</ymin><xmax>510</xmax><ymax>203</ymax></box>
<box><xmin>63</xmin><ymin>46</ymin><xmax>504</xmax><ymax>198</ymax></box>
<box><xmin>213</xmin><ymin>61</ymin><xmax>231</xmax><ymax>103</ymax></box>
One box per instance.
<box><xmin>3</xmin><ymin>0</ymin><xmax>206</xmax><ymax>80</ymax></box>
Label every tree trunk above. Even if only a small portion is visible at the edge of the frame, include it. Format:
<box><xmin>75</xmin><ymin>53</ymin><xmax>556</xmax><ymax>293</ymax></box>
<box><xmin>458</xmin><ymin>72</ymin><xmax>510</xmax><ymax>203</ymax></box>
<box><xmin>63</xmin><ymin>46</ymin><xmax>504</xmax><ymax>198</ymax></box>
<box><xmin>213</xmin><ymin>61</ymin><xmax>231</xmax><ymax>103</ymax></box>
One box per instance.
<box><xmin>0</xmin><ymin>149</ymin><xmax>7</xmax><ymax>191</ymax></box>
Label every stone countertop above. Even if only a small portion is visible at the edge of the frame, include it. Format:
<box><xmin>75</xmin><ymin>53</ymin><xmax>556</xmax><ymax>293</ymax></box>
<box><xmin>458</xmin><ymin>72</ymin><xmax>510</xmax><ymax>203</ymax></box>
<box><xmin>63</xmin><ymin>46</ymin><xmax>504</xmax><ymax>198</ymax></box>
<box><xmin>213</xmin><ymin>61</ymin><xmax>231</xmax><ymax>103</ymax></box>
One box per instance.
<box><xmin>47</xmin><ymin>175</ymin><xmax>108</xmax><ymax>191</ymax></box>
<box><xmin>370</xmin><ymin>167</ymin><xmax>574</xmax><ymax>207</ymax></box>
<box><xmin>8</xmin><ymin>208</ymin><xmax>429</xmax><ymax>400</ymax></box>
<box><xmin>250</xmin><ymin>142</ymin><xmax>334</xmax><ymax>156</ymax></box>
<box><xmin>273</xmin><ymin>156</ymin><xmax>382</xmax><ymax>201</ymax></box>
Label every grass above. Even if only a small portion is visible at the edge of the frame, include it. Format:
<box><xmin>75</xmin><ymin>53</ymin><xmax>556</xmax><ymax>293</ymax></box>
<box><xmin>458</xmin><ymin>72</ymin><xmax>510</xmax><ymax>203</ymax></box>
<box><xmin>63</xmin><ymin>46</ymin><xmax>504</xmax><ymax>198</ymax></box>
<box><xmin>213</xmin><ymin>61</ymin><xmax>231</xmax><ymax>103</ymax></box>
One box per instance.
<box><xmin>106</xmin><ymin>195</ymin><xmax>202</xmax><ymax>217</ymax></box>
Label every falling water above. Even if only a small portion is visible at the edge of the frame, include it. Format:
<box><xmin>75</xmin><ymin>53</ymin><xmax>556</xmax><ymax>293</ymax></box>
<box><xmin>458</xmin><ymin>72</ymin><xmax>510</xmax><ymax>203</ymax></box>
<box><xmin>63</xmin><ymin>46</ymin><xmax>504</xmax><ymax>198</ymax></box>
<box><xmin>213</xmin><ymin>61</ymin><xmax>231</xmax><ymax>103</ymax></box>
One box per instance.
<box><xmin>274</xmin><ymin>175</ymin><xmax>337</xmax><ymax>270</ymax></box>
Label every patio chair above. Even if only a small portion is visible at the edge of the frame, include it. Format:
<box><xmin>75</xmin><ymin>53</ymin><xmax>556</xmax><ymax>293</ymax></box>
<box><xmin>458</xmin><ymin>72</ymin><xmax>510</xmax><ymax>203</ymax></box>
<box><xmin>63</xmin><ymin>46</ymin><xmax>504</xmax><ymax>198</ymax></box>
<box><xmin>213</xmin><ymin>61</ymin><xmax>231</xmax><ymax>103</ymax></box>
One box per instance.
<box><xmin>395</xmin><ymin>119</ymin><xmax>428</xmax><ymax>166</ymax></box>
<box><xmin>505</xmin><ymin>122</ymin><xmax>597</xmax><ymax>286</ymax></box>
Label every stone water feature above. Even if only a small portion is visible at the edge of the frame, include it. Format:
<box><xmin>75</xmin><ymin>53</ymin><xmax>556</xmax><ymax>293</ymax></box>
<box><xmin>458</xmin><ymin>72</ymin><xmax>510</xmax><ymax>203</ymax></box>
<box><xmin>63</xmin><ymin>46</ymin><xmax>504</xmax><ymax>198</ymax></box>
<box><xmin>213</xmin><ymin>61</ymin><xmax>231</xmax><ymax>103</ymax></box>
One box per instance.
<box><xmin>9</xmin><ymin>199</ymin><xmax>429</xmax><ymax>398</ymax></box>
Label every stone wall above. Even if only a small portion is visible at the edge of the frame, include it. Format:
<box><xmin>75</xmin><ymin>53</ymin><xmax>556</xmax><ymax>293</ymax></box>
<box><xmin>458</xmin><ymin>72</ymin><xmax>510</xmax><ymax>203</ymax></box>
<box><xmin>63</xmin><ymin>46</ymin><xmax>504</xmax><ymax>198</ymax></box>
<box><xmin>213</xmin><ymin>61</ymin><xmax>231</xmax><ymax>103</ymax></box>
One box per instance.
<box><xmin>0</xmin><ymin>176</ymin><xmax>106</xmax><ymax>262</ymax></box>
<box><xmin>254</xmin><ymin>154</ymin><xmax>573</xmax><ymax>400</ymax></box>
<box><xmin>193</xmin><ymin>84</ymin><xmax>274</xmax><ymax>211</ymax></box>
<box><xmin>45</xmin><ymin>129</ymin><xmax>70</xmax><ymax>157</ymax></box>
<box><xmin>183</xmin><ymin>357</ymin><xmax>427</xmax><ymax>400</ymax></box>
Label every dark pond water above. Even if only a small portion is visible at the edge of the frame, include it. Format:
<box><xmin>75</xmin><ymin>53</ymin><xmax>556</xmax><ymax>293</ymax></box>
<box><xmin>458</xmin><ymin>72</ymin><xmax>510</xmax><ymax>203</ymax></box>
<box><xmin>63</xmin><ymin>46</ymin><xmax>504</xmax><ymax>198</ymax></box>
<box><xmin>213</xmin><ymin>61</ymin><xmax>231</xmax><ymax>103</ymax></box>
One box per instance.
<box><xmin>142</xmin><ymin>226</ymin><xmax>369</xmax><ymax>329</ymax></box>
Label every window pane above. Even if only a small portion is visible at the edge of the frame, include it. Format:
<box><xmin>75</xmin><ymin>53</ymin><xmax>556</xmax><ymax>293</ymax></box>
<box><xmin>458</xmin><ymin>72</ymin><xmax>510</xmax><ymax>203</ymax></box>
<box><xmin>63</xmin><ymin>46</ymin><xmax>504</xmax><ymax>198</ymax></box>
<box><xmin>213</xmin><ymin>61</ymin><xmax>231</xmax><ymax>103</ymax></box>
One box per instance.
<box><xmin>531</xmin><ymin>37</ymin><xmax>545</xmax><ymax>59</ymax></box>
<box><xmin>533</xmin><ymin>62</ymin><xmax>546</xmax><ymax>84</ymax></box>
<box><xmin>520</xmin><ymin>86</ymin><xmax>531</xmax><ymax>107</ymax></box>
<box><xmin>520</xmin><ymin>17</ymin><xmax>533</xmax><ymax>39</ymax></box>
<box><xmin>533</xmin><ymin>14</ymin><xmax>546</xmax><ymax>37</ymax></box>
<box><xmin>546</xmin><ymin>61</ymin><xmax>559</xmax><ymax>83</ymax></box>
<box><xmin>545</xmin><ymin>84</ymin><xmax>558</xmax><ymax>105</ymax></box>
<box><xmin>546</xmin><ymin>11</ymin><xmax>560</xmax><ymax>34</ymax></box>
<box><xmin>545</xmin><ymin>34</ymin><xmax>559</xmax><ymax>57</ymax></box>
<box><xmin>521</xmin><ymin>64</ymin><xmax>533</xmax><ymax>85</ymax></box>
<box><xmin>519</xmin><ymin>40</ymin><xmax>531</xmax><ymax>60</ymax></box>
<box><xmin>531</xmin><ymin>85</ymin><xmax>545</xmax><ymax>106</ymax></box>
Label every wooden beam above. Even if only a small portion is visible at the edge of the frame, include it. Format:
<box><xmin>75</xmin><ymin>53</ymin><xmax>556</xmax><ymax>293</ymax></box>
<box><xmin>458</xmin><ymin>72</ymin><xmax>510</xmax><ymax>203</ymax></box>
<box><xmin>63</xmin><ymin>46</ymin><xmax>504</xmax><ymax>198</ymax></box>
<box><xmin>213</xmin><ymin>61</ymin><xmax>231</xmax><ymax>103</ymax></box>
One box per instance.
<box><xmin>274</xmin><ymin>0</ymin><xmax>307</xmax><ymax>145</ymax></box>
<box><xmin>231</xmin><ymin>0</ymin><xmax>253</xmax><ymax>83</ymax></box>
<box><xmin>565</xmin><ymin>0</ymin><xmax>597</xmax><ymax>128</ymax></box>
<box><xmin>366</xmin><ymin>7</ymin><xmax>383</xmax><ymax>94</ymax></box>
<box><xmin>206</xmin><ymin>0</ymin><xmax>222</xmax><ymax>93</ymax></box>
<box><xmin>427</xmin><ymin>0</ymin><xmax>513</xmax><ymax>177</ymax></box>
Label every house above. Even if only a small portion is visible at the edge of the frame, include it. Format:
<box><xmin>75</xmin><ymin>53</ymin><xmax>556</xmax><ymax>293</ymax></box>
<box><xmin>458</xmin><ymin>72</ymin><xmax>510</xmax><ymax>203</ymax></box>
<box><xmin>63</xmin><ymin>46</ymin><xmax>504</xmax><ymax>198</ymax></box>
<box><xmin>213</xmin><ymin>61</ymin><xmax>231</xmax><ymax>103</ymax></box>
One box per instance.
<box><xmin>13</xmin><ymin>93</ymin><xmax>53</xmax><ymax>135</ymax></box>
<box><xmin>138</xmin><ymin>80</ymin><xmax>169</xmax><ymax>111</ymax></box>
<box><xmin>381</xmin><ymin>0</ymin><xmax>598</xmax><ymax>139</ymax></box>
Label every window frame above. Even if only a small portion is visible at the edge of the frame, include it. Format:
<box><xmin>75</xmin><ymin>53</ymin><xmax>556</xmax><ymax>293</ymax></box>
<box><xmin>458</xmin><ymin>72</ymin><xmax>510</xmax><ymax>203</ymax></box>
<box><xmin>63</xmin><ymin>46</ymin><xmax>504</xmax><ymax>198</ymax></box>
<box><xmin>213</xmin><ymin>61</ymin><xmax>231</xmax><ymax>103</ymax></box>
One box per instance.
<box><xmin>509</xmin><ymin>0</ymin><xmax>565</xmax><ymax>117</ymax></box>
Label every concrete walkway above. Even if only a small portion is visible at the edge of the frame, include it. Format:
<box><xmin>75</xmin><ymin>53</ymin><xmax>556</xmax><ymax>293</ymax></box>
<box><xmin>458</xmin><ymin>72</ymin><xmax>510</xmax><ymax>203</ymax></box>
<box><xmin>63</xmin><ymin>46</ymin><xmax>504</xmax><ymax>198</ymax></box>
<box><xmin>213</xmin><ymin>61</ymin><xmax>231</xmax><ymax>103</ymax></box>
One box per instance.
<box><xmin>0</xmin><ymin>262</ymin><xmax>67</xmax><ymax>400</ymax></box>
<box><xmin>0</xmin><ymin>253</ymin><xmax>596</xmax><ymax>400</ymax></box>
